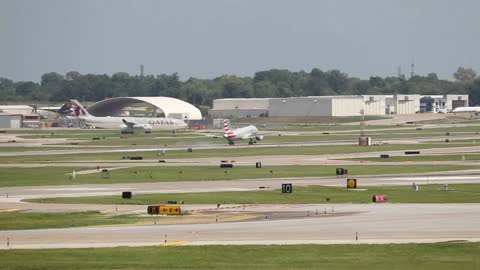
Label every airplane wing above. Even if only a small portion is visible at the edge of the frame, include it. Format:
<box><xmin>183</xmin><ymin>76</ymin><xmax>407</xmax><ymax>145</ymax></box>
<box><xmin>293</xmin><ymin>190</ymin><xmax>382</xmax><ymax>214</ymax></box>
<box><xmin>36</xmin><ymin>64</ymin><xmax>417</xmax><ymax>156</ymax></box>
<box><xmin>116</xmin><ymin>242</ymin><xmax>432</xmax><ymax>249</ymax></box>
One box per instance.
<box><xmin>40</xmin><ymin>108</ymin><xmax>61</xmax><ymax>113</ymax></box>
<box><xmin>195</xmin><ymin>132</ymin><xmax>223</xmax><ymax>138</ymax></box>
<box><xmin>240</xmin><ymin>134</ymin><xmax>255</xmax><ymax>140</ymax></box>
<box><xmin>56</xmin><ymin>106</ymin><xmax>73</xmax><ymax>115</ymax></box>
<box><xmin>241</xmin><ymin>133</ymin><xmax>264</xmax><ymax>140</ymax></box>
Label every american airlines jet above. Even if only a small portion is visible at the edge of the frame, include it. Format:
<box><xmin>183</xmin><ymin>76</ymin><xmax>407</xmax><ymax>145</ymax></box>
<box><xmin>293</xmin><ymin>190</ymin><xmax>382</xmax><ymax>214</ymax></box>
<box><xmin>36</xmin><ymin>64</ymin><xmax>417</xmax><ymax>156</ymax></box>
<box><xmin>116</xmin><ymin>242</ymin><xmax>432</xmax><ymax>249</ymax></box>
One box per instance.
<box><xmin>70</xmin><ymin>100</ymin><xmax>187</xmax><ymax>132</ymax></box>
<box><xmin>223</xmin><ymin>120</ymin><xmax>263</xmax><ymax>145</ymax></box>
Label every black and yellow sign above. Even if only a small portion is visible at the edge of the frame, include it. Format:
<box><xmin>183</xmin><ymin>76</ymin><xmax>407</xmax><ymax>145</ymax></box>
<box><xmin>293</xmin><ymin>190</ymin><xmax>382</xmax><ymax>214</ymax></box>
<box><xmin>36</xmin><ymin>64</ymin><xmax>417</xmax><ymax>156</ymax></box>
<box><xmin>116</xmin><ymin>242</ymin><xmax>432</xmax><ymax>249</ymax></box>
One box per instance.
<box><xmin>147</xmin><ymin>205</ymin><xmax>160</xmax><ymax>215</ymax></box>
<box><xmin>147</xmin><ymin>205</ymin><xmax>181</xmax><ymax>215</ymax></box>
<box><xmin>160</xmin><ymin>205</ymin><xmax>181</xmax><ymax>215</ymax></box>
<box><xmin>347</xmin><ymin>179</ymin><xmax>357</xmax><ymax>189</ymax></box>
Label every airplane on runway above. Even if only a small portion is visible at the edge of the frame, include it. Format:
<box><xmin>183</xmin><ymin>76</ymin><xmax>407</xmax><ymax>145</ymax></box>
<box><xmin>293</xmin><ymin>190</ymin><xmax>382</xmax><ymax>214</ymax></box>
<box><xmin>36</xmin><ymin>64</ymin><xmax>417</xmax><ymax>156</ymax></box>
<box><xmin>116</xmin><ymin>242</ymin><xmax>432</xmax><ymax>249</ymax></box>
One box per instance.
<box><xmin>69</xmin><ymin>100</ymin><xmax>188</xmax><ymax>133</ymax></box>
<box><xmin>223</xmin><ymin>119</ymin><xmax>263</xmax><ymax>146</ymax></box>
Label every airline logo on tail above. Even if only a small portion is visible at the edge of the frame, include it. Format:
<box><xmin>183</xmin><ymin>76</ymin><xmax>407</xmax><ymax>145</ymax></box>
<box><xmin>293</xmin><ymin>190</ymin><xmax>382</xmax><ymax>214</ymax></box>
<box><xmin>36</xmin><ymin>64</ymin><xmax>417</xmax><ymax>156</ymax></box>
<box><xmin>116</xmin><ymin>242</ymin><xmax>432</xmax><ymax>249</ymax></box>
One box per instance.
<box><xmin>223</xmin><ymin>120</ymin><xmax>236</xmax><ymax>139</ymax></box>
<box><xmin>70</xmin><ymin>99</ymin><xmax>93</xmax><ymax>117</ymax></box>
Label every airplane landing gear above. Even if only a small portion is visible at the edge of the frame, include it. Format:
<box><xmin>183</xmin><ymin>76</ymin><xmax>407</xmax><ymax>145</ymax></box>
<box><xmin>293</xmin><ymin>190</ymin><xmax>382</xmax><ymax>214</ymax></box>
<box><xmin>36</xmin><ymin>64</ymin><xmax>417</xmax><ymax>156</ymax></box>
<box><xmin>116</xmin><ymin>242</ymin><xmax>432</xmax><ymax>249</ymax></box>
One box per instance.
<box><xmin>248</xmin><ymin>139</ymin><xmax>254</xmax><ymax>145</ymax></box>
<box><xmin>229</xmin><ymin>141</ymin><xmax>235</xmax><ymax>146</ymax></box>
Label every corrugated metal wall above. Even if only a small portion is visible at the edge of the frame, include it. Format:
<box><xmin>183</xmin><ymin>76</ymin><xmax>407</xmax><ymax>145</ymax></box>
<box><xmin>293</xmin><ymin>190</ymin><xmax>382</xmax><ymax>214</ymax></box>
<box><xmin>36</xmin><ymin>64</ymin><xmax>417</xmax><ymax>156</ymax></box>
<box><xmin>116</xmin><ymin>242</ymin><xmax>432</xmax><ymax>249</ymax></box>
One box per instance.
<box><xmin>363</xmin><ymin>96</ymin><xmax>387</xmax><ymax>115</ymax></box>
<box><xmin>269</xmin><ymin>98</ymin><xmax>332</xmax><ymax>117</ymax></box>
<box><xmin>331</xmin><ymin>97</ymin><xmax>364</xmax><ymax>116</ymax></box>
<box><xmin>446</xmin><ymin>95</ymin><xmax>468</xmax><ymax>111</ymax></box>
<box><xmin>213</xmin><ymin>99</ymin><xmax>271</xmax><ymax>110</ymax></box>
<box><xmin>395</xmin><ymin>95</ymin><xmax>420</xmax><ymax>114</ymax></box>
<box><xmin>0</xmin><ymin>115</ymin><xmax>22</xmax><ymax>128</ymax></box>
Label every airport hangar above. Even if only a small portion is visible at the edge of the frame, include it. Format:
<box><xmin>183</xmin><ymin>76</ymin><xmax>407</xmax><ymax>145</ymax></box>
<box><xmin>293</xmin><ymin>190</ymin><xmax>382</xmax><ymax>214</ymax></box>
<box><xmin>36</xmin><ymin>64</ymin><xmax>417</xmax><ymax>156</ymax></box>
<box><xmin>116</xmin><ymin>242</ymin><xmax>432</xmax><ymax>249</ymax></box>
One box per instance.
<box><xmin>84</xmin><ymin>96</ymin><xmax>203</xmax><ymax>120</ymax></box>
<box><xmin>208</xmin><ymin>94</ymin><xmax>468</xmax><ymax>118</ymax></box>
<box><xmin>0</xmin><ymin>105</ymin><xmax>41</xmax><ymax>128</ymax></box>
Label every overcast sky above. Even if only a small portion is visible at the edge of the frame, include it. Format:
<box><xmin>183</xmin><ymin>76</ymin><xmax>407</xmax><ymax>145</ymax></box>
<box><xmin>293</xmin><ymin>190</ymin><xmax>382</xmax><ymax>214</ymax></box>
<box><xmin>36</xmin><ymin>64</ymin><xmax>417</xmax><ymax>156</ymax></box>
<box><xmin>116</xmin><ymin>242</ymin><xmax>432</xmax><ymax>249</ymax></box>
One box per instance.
<box><xmin>1</xmin><ymin>0</ymin><xmax>479</xmax><ymax>82</ymax></box>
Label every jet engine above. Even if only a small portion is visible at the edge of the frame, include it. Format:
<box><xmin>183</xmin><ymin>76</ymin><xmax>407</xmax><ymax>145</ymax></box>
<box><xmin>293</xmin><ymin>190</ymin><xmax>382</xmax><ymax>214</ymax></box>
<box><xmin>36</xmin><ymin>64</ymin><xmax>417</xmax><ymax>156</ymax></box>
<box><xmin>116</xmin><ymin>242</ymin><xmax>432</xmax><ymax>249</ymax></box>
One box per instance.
<box><xmin>133</xmin><ymin>124</ymin><xmax>153</xmax><ymax>130</ymax></box>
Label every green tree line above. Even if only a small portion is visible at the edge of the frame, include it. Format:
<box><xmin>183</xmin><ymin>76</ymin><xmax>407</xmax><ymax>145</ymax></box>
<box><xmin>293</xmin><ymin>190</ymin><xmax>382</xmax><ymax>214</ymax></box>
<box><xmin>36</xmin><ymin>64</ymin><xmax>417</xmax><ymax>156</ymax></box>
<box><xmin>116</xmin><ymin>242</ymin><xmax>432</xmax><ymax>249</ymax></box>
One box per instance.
<box><xmin>1</xmin><ymin>67</ymin><xmax>478</xmax><ymax>107</ymax></box>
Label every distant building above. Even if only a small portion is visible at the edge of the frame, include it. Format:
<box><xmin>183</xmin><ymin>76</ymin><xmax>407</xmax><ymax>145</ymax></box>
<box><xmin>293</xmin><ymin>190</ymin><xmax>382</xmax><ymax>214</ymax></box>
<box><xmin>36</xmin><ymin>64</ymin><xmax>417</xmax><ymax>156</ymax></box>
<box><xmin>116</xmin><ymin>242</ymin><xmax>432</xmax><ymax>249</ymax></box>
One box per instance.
<box><xmin>209</xmin><ymin>98</ymin><xmax>270</xmax><ymax>118</ymax></box>
<box><xmin>420</xmin><ymin>95</ymin><xmax>468</xmax><ymax>113</ymax></box>
<box><xmin>0</xmin><ymin>105</ymin><xmax>34</xmax><ymax>115</ymax></box>
<box><xmin>0</xmin><ymin>105</ymin><xmax>40</xmax><ymax>128</ymax></box>
<box><xmin>209</xmin><ymin>94</ymin><xmax>468</xmax><ymax>118</ymax></box>
<box><xmin>0</xmin><ymin>113</ymin><xmax>23</xmax><ymax>128</ymax></box>
<box><xmin>268</xmin><ymin>96</ymin><xmax>365</xmax><ymax>117</ymax></box>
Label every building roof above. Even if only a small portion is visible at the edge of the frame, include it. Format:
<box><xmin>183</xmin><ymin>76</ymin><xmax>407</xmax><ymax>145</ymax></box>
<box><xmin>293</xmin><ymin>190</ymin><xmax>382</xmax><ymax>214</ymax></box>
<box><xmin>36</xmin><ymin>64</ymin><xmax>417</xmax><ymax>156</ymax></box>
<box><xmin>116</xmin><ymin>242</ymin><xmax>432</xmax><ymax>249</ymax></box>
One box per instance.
<box><xmin>0</xmin><ymin>105</ymin><xmax>34</xmax><ymax>109</ymax></box>
<box><xmin>86</xmin><ymin>97</ymin><xmax>202</xmax><ymax>120</ymax></box>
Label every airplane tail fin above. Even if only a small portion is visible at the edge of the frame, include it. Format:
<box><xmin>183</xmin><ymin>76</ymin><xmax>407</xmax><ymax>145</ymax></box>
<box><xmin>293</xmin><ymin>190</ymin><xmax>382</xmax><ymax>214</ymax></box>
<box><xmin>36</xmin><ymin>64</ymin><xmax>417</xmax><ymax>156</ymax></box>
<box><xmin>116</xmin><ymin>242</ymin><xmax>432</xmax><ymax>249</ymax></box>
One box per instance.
<box><xmin>223</xmin><ymin>119</ymin><xmax>234</xmax><ymax>137</ymax></box>
<box><xmin>56</xmin><ymin>101</ymin><xmax>73</xmax><ymax>115</ymax></box>
<box><xmin>70</xmin><ymin>99</ymin><xmax>93</xmax><ymax>117</ymax></box>
<box><xmin>223</xmin><ymin>119</ymin><xmax>231</xmax><ymax>132</ymax></box>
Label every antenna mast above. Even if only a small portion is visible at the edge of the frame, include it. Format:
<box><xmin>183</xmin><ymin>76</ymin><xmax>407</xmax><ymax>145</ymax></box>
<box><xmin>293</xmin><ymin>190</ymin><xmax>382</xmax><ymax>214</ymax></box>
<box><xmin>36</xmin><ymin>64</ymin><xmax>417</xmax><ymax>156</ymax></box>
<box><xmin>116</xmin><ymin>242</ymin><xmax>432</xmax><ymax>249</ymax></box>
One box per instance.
<box><xmin>410</xmin><ymin>59</ymin><xmax>415</xmax><ymax>78</ymax></box>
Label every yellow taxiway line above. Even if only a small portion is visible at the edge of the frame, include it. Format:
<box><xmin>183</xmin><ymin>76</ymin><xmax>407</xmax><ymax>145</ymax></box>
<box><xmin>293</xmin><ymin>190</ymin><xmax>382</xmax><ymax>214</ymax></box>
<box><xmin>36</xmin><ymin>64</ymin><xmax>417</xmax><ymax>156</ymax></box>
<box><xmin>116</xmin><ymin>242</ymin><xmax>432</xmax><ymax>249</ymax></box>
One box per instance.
<box><xmin>160</xmin><ymin>240</ymin><xmax>189</xmax><ymax>247</ymax></box>
<box><xmin>0</xmin><ymin>209</ymin><xmax>19</xmax><ymax>213</ymax></box>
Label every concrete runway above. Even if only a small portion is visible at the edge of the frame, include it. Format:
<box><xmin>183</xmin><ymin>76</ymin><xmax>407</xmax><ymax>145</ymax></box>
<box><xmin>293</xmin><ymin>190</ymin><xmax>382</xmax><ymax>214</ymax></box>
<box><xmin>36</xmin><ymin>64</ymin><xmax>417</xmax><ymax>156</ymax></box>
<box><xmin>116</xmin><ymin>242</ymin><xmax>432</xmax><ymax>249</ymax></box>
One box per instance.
<box><xmin>1</xmin><ymin>203</ymin><xmax>479</xmax><ymax>249</ymax></box>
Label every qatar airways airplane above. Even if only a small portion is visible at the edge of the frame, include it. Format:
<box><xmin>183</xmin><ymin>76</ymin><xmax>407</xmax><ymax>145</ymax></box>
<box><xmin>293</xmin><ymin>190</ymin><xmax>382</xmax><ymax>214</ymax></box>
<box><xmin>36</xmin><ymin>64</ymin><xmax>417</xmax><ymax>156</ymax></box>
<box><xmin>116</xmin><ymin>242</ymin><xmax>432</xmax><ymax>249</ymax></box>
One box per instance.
<box><xmin>70</xmin><ymin>100</ymin><xmax>187</xmax><ymax>132</ymax></box>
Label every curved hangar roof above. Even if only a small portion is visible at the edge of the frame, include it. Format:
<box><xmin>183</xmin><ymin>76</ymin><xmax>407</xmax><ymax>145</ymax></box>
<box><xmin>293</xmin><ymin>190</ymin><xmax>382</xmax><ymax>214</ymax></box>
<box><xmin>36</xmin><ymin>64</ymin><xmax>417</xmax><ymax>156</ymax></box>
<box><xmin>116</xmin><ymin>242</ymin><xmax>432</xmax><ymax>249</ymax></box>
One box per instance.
<box><xmin>86</xmin><ymin>97</ymin><xmax>202</xmax><ymax>120</ymax></box>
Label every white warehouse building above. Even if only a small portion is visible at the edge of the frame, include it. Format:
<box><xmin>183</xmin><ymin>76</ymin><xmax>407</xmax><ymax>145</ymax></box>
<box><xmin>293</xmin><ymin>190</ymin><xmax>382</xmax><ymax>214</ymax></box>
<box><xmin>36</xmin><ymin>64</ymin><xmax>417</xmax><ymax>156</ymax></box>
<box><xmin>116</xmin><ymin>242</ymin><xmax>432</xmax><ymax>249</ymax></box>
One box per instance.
<box><xmin>208</xmin><ymin>94</ymin><xmax>467</xmax><ymax>118</ymax></box>
<box><xmin>210</xmin><ymin>98</ymin><xmax>270</xmax><ymax>118</ymax></box>
<box><xmin>268</xmin><ymin>96</ymin><xmax>365</xmax><ymax>117</ymax></box>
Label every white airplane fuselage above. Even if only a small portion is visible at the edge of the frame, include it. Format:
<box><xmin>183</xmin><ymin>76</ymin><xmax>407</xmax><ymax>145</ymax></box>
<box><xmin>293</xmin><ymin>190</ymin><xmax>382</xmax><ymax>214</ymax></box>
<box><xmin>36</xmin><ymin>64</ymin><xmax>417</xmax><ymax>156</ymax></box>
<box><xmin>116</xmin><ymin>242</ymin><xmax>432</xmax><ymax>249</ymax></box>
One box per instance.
<box><xmin>224</xmin><ymin>125</ymin><xmax>259</xmax><ymax>141</ymax></box>
<box><xmin>452</xmin><ymin>107</ymin><xmax>480</xmax><ymax>113</ymax></box>
<box><xmin>80</xmin><ymin>116</ymin><xmax>187</xmax><ymax>130</ymax></box>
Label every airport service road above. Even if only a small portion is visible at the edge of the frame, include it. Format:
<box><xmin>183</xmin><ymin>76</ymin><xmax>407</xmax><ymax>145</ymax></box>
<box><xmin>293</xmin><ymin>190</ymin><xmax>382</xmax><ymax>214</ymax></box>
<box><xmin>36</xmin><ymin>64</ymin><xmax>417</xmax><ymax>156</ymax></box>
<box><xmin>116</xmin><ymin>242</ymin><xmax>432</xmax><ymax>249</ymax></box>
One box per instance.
<box><xmin>1</xmin><ymin>203</ymin><xmax>479</xmax><ymax>249</ymax></box>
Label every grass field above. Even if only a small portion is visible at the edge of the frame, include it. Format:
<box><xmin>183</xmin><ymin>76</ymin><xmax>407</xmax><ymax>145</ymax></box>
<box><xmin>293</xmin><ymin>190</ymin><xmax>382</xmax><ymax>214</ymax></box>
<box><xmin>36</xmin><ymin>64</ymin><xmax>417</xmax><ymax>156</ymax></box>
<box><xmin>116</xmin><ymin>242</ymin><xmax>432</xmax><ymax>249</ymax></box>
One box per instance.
<box><xmin>263</xmin><ymin>124</ymin><xmax>400</xmax><ymax>131</ymax></box>
<box><xmin>425</xmin><ymin>139</ymin><xmax>479</xmax><ymax>144</ymax></box>
<box><xmin>0</xmin><ymin>167</ymin><xmax>88</xmax><ymax>187</ymax></box>
<box><xmin>0</xmin><ymin>243</ymin><xmax>479</xmax><ymax>269</ymax></box>
<box><xmin>5</xmin><ymin>129</ymin><xmax>195</xmax><ymax>137</ymax></box>
<box><xmin>345</xmin><ymin>153</ymin><xmax>480</xmax><ymax>162</ymax></box>
<box><xmin>0</xmin><ymin>146</ymin><xmax>104</xmax><ymax>152</ymax></box>
<box><xmin>0</xmin><ymin>143</ymin><xmax>476</xmax><ymax>163</ymax></box>
<box><xmin>1</xmin><ymin>165</ymin><xmax>478</xmax><ymax>187</ymax></box>
<box><xmin>27</xmin><ymin>184</ymin><xmax>480</xmax><ymax>205</ymax></box>
<box><xmin>0</xmin><ymin>211</ymin><xmax>147</xmax><ymax>230</ymax></box>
